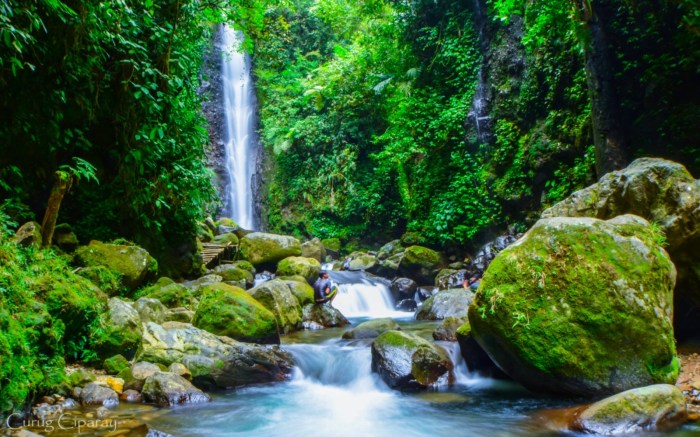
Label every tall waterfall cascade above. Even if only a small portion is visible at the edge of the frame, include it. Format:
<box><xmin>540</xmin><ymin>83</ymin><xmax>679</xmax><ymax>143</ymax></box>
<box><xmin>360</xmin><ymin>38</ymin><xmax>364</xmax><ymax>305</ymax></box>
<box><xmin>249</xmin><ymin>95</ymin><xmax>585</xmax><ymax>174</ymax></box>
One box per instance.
<box><xmin>221</xmin><ymin>24</ymin><xmax>259</xmax><ymax>230</ymax></box>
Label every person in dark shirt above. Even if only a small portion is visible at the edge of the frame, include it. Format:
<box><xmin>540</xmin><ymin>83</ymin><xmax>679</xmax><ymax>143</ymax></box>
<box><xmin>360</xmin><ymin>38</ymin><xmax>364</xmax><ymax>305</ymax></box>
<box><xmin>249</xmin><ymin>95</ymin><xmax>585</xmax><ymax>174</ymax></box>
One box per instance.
<box><xmin>313</xmin><ymin>270</ymin><xmax>337</xmax><ymax>305</ymax></box>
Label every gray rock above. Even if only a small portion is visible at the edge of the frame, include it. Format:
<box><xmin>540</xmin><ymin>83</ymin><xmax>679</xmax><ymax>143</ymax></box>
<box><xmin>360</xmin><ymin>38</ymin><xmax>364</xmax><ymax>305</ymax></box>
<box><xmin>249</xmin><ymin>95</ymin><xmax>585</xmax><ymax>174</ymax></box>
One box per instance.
<box><xmin>301</xmin><ymin>237</ymin><xmax>327</xmax><ymax>262</ymax></box>
<box><xmin>342</xmin><ymin>318</ymin><xmax>400</xmax><ymax>339</ymax></box>
<box><xmin>142</xmin><ymin>372</ymin><xmax>211</xmax><ymax>407</ymax></box>
<box><xmin>416</xmin><ymin>288</ymin><xmax>474</xmax><ymax>320</ymax></box>
<box><xmin>391</xmin><ymin>277</ymin><xmax>418</xmax><ymax>300</ymax></box>
<box><xmin>302</xmin><ymin>304</ymin><xmax>350</xmax><ymax>329</ymax></box>
<box><xmin>79</xmin><ymin>383</ymin><xmax>119</xmax><ymax>407</ymax></box>
<box><xmin>12</xmin><ymin>221</ymin><xmax>42</xmax><ymax>248</ymax></box>
<box><xmin>135</xmin><ymin>322</ymin><xmax>293</xmax><ymax>389</ymax></box>
<box><xmin>134</xmin><ymin>297</ymin><xmax>169</xmax><ymax>324</ymax></box>
<box><xmin>248</xmin><ymin>279</ymin><xmax>303</xmax><ymax>333</ymax></box>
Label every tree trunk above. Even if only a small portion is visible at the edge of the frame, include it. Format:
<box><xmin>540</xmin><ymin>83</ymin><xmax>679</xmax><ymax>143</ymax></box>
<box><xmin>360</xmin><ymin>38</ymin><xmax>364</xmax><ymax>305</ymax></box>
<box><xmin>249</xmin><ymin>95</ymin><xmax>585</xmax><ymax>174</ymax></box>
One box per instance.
<box><xmin>577</xmin><ymin>1</ymin><xmax>628</xmax><ymax>178</ymax></box>
<box><xmin>41</xmin><ymin>171</ymin><xmax>72</xmax><ymax>249</ymax></box>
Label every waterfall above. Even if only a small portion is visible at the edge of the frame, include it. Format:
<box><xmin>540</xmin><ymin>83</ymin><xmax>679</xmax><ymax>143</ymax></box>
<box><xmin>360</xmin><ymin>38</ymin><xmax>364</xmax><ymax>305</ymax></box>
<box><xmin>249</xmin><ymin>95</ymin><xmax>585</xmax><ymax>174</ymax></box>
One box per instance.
<box><xmin>221</xmin><ymin>24</ymin><xmax>259</xmax><ymax>230</ymax></box>
<box><xmin>327</xmin><ymin>271</ymin><xmax>405</xmax><ymax>318</ymax></box>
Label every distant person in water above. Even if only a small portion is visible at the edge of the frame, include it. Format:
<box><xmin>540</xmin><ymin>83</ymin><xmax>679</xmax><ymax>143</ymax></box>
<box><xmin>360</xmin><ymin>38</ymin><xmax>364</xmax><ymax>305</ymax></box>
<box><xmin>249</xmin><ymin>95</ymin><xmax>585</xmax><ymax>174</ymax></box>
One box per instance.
<box><xmin>463</xmin><ymin>275</ymin><xmax>481</xmax><ymax>291</ymax></box>
<box><xmin>314</xmin><ymin>270</ymin><xmax>337</xmax><ymax>305</ymax></box>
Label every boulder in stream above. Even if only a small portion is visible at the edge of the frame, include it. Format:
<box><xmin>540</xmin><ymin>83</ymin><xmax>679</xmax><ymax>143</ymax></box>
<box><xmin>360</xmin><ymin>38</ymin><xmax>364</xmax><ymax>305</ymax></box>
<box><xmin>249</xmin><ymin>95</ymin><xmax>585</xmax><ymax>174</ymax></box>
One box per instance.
<box><xmin>570</xmin><ymin>384</ymin><xmax>687</xmax><ymax>434</ymax></box>
<box><xmin>342</xmin><ymin>318</ymin><xmax>399</xmax><ymax>340</ymax></box>
<box><xmin>240</xmin><ymin>232</ymin><xmax>302</xmax><ymax>267</ymax></box>
<box><xmin>276</xmin><ymin>256</ymin><xmax>321</xmax><ymax>284</ymax></box>
<box><xmin>415</xmin><ymin>288</ymin><xmax>474</xmax><ymax>320</ymax></box>
<box><xmin>142</xmin><ymin>371</ymin><xmax>211</xmax><ymax>407</ymax></box>
<box><xmin>371</xmin><ymin>331</ymin><xmax>453</xmax><ymax>389</ymax></box>
<box><xmin>302</xmin><ymin>303</ymin><xmax>350</xmax><ymax>329</ymax></box>
<box><xmin>248</xmin><ymin>279</ymin><xmax>303</xmax><ymax>334</ymax></box>
<box><xmin>135</xmin><ymin>322</ymin><xmax>293</xmax><ymax>389</ymax></box>
<box><xmin>468</xmin><ymin>215</ymin><xmax>678</xmax><ymax>396</ymax></box>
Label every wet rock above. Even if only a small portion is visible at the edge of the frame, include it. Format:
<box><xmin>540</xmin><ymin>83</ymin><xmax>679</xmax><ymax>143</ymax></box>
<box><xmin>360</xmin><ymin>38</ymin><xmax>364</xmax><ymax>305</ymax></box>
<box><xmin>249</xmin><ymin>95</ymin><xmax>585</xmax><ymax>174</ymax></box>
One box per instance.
<box><xmin>343</xmin><ymin>252</ymin><xmax>378</xmax><ymax>272</ymax></box>
<box><xmin>435</xmin><ymin>269</ymin><xmax>468</xmax><ymax>290</ymax></box>
<box><xmin>571</xmin><ymin>384</ymin><xmax>687</xmax><ymax>434</ymax></box>
<box><xmin>390</xmin><ymin>277</ymin><xmax>418</xmax><ymax>300</ymax></box>
<box><xmin>32</xmin><ymin>403</ymin><xmax>62</xmax><ymax>421</ymax></box>
<box><xmin>142</xmin><ymin>372</ymin><xmax>211</xmax><ymax>407</ymax></box>
<box><xmin>59</xmin><ymin>398</ymin><xmax>79</xmax><ymax>409</ymax></box>
<box><xmin>416</xmin><ymin>288</ymin><xmax>474</xmax><ymax>320</ymax></box>
<box><xmin>276</xmin><ymin>256</ymin><xmax>321</xmax><ymax>284</ymax></box>
<box><xmin>96</xmin><ymin>406</ymin><xmax>111</xmax><ymax>419</ymax></box>
<box><xmin>416</xmin><ymin>287</ymin><xmax>436</xmax><ymax>302</ymax></box>
<box><xmin>342</xmin><ymin>318</ymin><xmax>399</xmax><ymax>339</ymax></box>
<box><xmin>135</xmin><ymin>322</ymin><xmax>293</xmax><ymax>389</ymax></box>
<box><xmin>371</xmin><ymin>331</ymin><xmax>453</xmax><ymax>390</ymax></box>
<box><xmin>147</xmin><ymin>283</ymin><xmax>197</xmax><ymax>309</ymax></box>
<box><xmin>395</xmin><ymin>299</ymin><xmax>417</xmax><ymax>312</ymax></box>
<box><xmin>454</xmin><ymin>322</ymin><xmax>508</xmax><ymax>379</ymax></box>
<box><xmin>468</xmin><ymin>215</ymin><xmax>678</xmax><ymax>396</ymax></box>
<box><xmin>377</xmin><ymin>240</ymin><xmax>403</xmax><ymax>260</ymax></box>
<box><xmin>74</xmin><ymin>240</ymin><xmax>158</xmax><ymax>290</ymax></box>
<box><xmin>192</xmin><ymin>282</ymin><xmax>279</xmax><ymax>344</ymax></box>
<box><xmin>302</xmin><ymin>304</ymin><xmax>350</xmax><ymax>329</ymax></box>
<box><xmin>248</xmin><ymin>279</ymin><xmax>303</xmax><ymax>334</ymax></box>
<box><xmin>212</xmin><ymin>264</ymin><xmax>254</xmax><ymax>287</ymax></box>
<box><xmin>120</xmin><ymin>389</ymin><xmax>143</xmax><ymax>403</ymax></box>
<box><xmin>471</xmin><ymin>234</ymin><xmax>517</xmax><ymax>272</ymax></box>
<box><xmin>212</xmin><ymin>232</ymin><xmax>239</xmax><ymax>246</ymax></box>
<box><xmin>168</xmin><ymin>363</ymin><xmax>192</xmax><ymax>381</ymax></box>
<box><xmin>432</xmin><ymin>316</ymin><xmax>468</xmax><ymax>341</ymax></box>
<box><xmin>240</xmin><ymin>232</ymin><xmax>302</xmax><ymax>268</ymax></box>
<box><xmin>79</xmin><ymin>383</ymin><xmax>119</xmax><ymax>407</ymax></box>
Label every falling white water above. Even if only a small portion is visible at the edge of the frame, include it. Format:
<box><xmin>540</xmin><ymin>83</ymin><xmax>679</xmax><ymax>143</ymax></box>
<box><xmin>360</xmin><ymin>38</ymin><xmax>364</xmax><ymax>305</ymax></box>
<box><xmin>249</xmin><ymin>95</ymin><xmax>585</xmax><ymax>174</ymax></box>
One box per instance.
<box><xmin>221</xmin><ymin>24</ymin><xmax>258</xmax><ymax>230</ymax></box>
<box><xmin>328</xmin><ymin>271</ymin><xmax>407</xmax><ymax>318</ymax></box>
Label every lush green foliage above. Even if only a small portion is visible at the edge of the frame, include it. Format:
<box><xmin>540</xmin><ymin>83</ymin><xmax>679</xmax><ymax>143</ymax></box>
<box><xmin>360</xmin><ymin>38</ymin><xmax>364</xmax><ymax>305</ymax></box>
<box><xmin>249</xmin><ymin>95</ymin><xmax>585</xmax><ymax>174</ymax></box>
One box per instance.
<box><xmin>0</xmin><ymin>238</ymin><xmax>109</xmax><ymax>414</ymax></box>
<box><xmin>0</xmin><ymin>0</ymin><xmax>265</xmax><ymax>274</ymax></box>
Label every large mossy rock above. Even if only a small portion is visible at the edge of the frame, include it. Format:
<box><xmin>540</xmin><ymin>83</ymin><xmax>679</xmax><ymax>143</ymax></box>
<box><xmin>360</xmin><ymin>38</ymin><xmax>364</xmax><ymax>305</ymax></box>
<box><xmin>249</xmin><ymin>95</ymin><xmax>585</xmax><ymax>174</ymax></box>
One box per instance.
<box><xmin>342</xmin><ymin>318</ymin><xmax>400</xmax><ymax>340</ymax></box>
<box><xmin>344</xmin><ymin>252</ymin><xmax>378</xmax><ymax>271</ymax></box>
<box><xmin>248</xmin><ymin>279</ymin><xmax>303</xmax><ymax>334</ymax></box>
<box><xmin>302</xmin><ymin>304</ymin><xmax>350</xmax><ymax>329</ymax></box>
<box><xmin>141</xmin><ymin>372</ymin><xmax>210</xmax><ymax>407</ymax></box>
<box><xmin>571</xmin><ymin>384</ymin><xmax>687</xmax><ymax>434</ymax></box>
<box><xmin>371</xmin><ymin>331</ymin><xmax>453</xmax><ymax>389</ymax></box>
<box><xmin>468</xmin><ymin>215</ymin><xmax>678</xmax><ymax>397</ymax></box>
<box><xmin>239</xmin><ymin>232</ymin><xmax>302</xmax><ymax>268</ymax></box>
<box><xmin>280</xmin><ymin>276</ymin><xmax>315</xmax><ymax>306</ymax></box>
<box><xmin>415</xmin><ymin>288</ymin><xmax>474</xmax><ymax>320</ymax></box>
<box><xmin>398</xmin><ymin>245</ymin><xmax>443</xmax><ymax>284</ymax></box>
<box><xmin>542</xmin><ymin>158</ymin><xmax>700</xmax><ymax>306</ymax></box>
<box><xmin>93</xmin><ymin>297</ymin><xmax>143</xmax><ymax>358</ymax></box>
<box><xmin>455</xmin><ymin>322</ymin><xmax>508</xmax><ymax>379</ymax></box>
<box><xmin>133</xmin><ymin>297</ymin><xmax>169</xmax><ymax>324</ymax></box>
<box><xmin>12</xmin><ymin>221</ymin><xmax>42</xmax><ymax>248</ymax></box>
<box><xmin>276</xmin><ymin>256</ymin><xmax>321</xmax><ymax>284</ymax></box>
<box><xmin>212</xmin><ymin>264</ymin><xmax>255</xmax><ymax>287</ymax></box>
<box><xmin>146</xmin><ymin>282</ymin><xmax>196</xmax><ymax>310</ymax></box>
<box><xmin>135</xmin><ymin>322</ymin><xmax>293</xmax><ymax>388</ymax></box>
<box><xmin>301</xmin><ymin>238</ymin><xmax>327</xmax><ymax>262</ymax></box>
<box><xmin>192</xmin><ymin>283</ymin><xmax>279</xmax><ymax>344</ymax></box>
<box><xmin>75</xmin><ymin>241</ymin><xmax>158</xmax><ymax>291</ymax></box>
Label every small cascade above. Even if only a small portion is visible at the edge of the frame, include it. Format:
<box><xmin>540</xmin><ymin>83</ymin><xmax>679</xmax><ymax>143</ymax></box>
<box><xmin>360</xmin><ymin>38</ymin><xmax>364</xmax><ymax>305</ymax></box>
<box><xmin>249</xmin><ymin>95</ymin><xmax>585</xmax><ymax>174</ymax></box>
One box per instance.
<box><xmin>467</xmin><ymin>0</ymin><xmax>493</xmax><ymax>145</ymax></box>
<box><xmin>328</xmin><ymin>271</ymin><xmax>404</xmax><ymax>318</ymax></box>
<box><xmin>220</xmin><ymin>24</ymin><xmax>259</xmax><ymax>229</ymax></box>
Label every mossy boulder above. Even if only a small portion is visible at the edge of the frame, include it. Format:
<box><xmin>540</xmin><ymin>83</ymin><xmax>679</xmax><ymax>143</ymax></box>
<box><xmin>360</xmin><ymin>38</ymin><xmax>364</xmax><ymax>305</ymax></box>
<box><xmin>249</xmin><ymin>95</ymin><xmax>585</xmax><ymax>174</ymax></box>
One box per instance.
<box><xmin>103</xmin><ymin>355</ymin><xmax>130</xmax><ymax>375</ymax></box>
<box><xmin>213</xmin><ymin>264</ymin><xmax>254</xmax><ymax>287</ymax></box>
<box><xmin>342</xmin><ymin>318</ymin><xmax>400</xmax><ymax>339</ymax></box>
<box><xmin>76</xmin><ymin>265</ymin><xmax>122</xmax><ymax>295</ymax></box>
<box><xmin>435</xmin><ymin>269</ymin><xmax>468</xmax><ymax>290</ymax></box>
<box><xmin>468</xmin><ymin>215</ymin><xmax>678</xmax><ymax>397</ymax></box>
<box><xmin>371</xmin><ymin>331</ymin><xmax>453</xmax><ymax>390</ymax></box>
<box><xmin>400</xmin><ymin>232</ymin><xmax>424</xmax><ymax>247</ymax></box>
<box><xmin>302</xmin><ymin>304</ymin><xmax>350</xmax><ymax>329</ymax></box>
<box><xmin>344</xmin><ymin>252</ymin><xmax>378</xmax><ymax>271</ymax></box>
<box><xmin>75</xmin><ymin>241</ymin><xmax>158</xmax><ymax>291</ymax></box>
<box><xmin>301</xmin><ymin>238</ymin><xmax>327</xmax><ymax>262</ymax></box>
<box><xmin>53</xmin><ymin>224</ymin><xmax>79</xmax><ymax>252</ymax></box>
<box><xmin>398</xmin><ymin>245</ymin><xmax>443</xmax><ymax>284</ymax></box>
<box><xmin>192</xmin><ymin>283</ymin><xmax>279</xmax><ymax>344</ymax></box>
<box><xmin>12</xmin><ymin>221</ymin><xmax>42</xmax><ymax>248</ymax></box>
<box><xmin>135</xmin><ymin>322</ymin><xmax>293</xmax><ymax>388</ymax></box>
<box><xmin>212</xmin><ymin>232</ymin><xmax>239</xmax><ymax>246</ymax></box>
<box><xmin>377</xmin><ymin>239</ymin><xmax>403</xmax><ymax>260</ymax></box>
<box><xmin>416</xmin><ymin>288</ymin><xmax>474</xmax><ymax>320</ymax></box>
<box><xmin>92</xmin><ymin>297</ymin><xmax>143</xmax><ymax>359</ymax></box>
<box><xmin>571</xmin><ymin>384</ymin><xmax>687</xmax><ymax>434</ymax></box>
<box><xmin>240</xmin><ymin>232</ymin><xmax>302</xmax><ymax>268</ymax></box>
<box><xmin>146</xmin><ymin>282</ymin><xmax>196</xmax><ymax>310</ymax></box>
<box><xmin>248</xmin><ymin>279</ymin><xmax>303</xmax><ymax>334</ymax></box>
<box><xmin>543</xmin><ymin>158</ymin><xmax>700</xmax><ymax>313</ymax></box>
<box><xmin>321</xmin><ymin>237</ymin><xmax>341</xmax><ymax>252</ymax></box>
<box><xmin>280</xmin><ymin>276</ymin><xmax>315</xmax><ymax>306</ymax></box>
<box><xmin>276</xmin><ymin>256</ymin><xmax>321</xmax><ymax>284</ymax></box>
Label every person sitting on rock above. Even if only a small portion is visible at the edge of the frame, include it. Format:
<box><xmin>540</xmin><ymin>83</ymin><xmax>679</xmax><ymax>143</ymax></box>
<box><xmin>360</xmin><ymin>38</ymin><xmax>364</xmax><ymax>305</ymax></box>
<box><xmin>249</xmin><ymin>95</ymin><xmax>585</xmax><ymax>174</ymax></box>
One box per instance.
<box><xmin>464</xmin><ymin>275</ymin><xmax>481</xmax><ymax>291</ymax></box>
<box><xmin>314</xmin><ymin>270</ymin><xmax>337</xmax><ymax>305</ymax></box>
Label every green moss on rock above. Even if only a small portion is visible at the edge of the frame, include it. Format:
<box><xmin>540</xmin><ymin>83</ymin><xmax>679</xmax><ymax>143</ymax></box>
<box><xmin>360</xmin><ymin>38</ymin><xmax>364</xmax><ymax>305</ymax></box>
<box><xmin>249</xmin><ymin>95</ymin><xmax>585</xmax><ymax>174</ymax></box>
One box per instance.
<box><xmin>240</xmin><ymin>232</ymin><xmax>302</xmax><ymax>267</ymax></box>
<box><xmin>468</xmin><ymin>215</ymin><xmax>678</xmax><ymax>396</ymax></box>
<box><xmin>276</xmin><ymin>256</ymin><xmax>321</xmax><ymax>284</ymax></box>
<box><xmin>192</xmin><ymin>283</ymin><xmax>279</xmax><ymax>344</ymax></box>
<box><xmin>75</xmin><ymin>241</ymin><xmax>158</xmax><ymax>292</ymax></box>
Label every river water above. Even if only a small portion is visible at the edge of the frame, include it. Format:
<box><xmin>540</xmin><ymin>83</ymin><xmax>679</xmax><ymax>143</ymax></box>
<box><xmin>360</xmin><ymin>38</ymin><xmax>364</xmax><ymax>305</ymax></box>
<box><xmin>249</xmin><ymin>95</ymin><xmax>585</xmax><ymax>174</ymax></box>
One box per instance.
<box><xmin>136</xmin><ymin>272</ymin><xmax>700</xmax><ymax>437</ymax></box>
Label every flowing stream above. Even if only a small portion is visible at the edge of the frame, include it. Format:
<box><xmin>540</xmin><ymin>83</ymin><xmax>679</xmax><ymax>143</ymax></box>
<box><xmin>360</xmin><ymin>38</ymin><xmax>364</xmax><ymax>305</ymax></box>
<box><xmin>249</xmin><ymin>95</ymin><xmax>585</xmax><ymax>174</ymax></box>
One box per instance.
<box><xmin>220</xmin><ymin>24</ymin><xmax>259</xmax><ymax>230</ymax></box>
<box><xmin>114</xmin><ymin>273</ymin><xmax>700</xmax><ymax>436</ymax></box>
